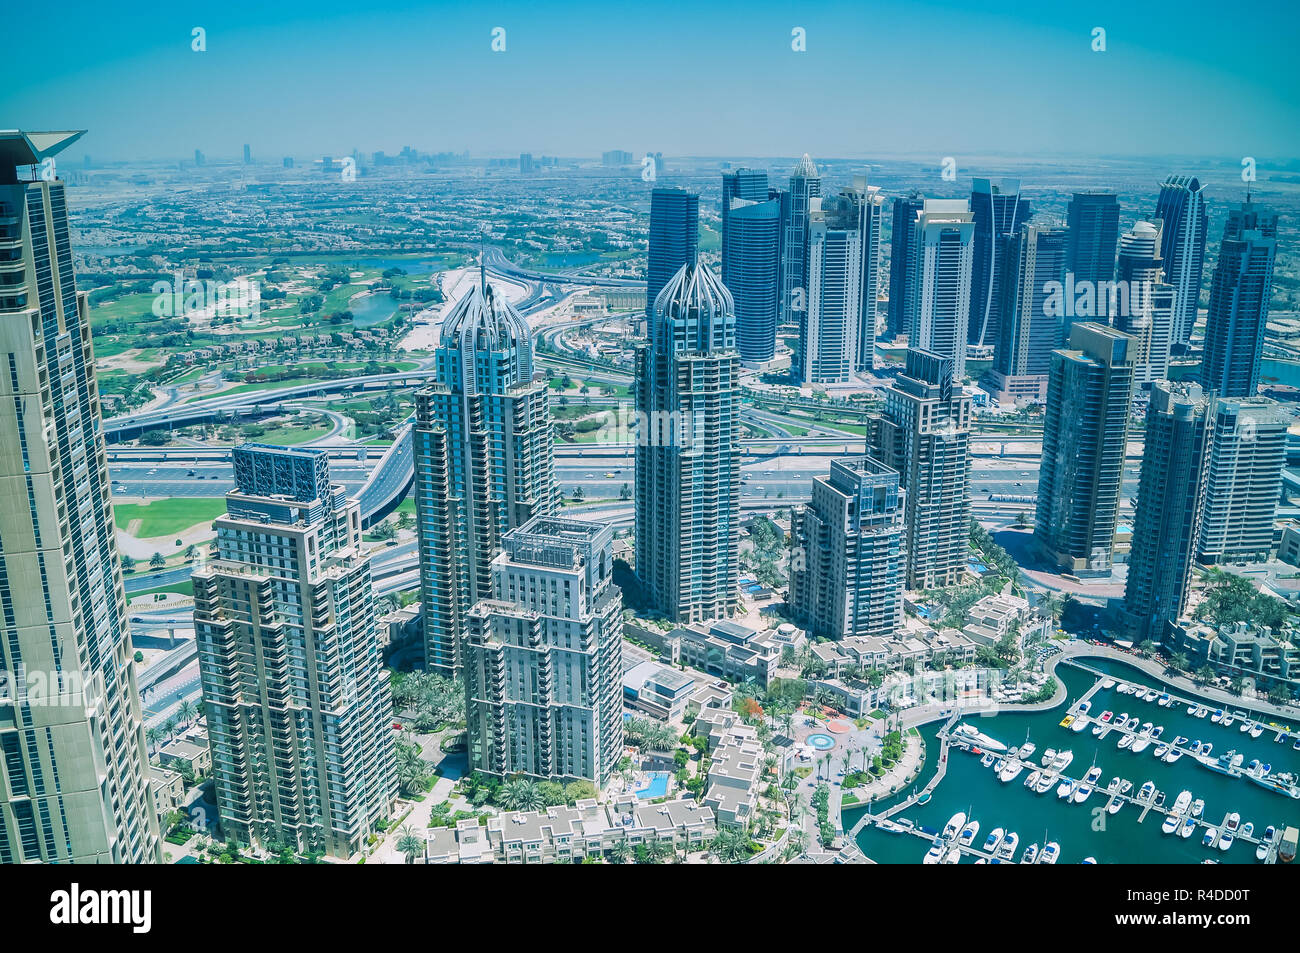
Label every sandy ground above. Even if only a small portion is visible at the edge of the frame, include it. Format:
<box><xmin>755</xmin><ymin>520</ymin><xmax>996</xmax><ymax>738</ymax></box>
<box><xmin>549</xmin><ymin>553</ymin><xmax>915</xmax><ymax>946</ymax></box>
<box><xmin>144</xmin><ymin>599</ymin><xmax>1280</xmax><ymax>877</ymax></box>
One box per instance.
<box><xmin>97</xmin><ymin>348</ymin><xmax>163</xmax><ymax>374</ymax></box>
<box><xmin>115</xmin><ymin>511</ymin><xmax>216</xmax><ymax>561</ymax></box>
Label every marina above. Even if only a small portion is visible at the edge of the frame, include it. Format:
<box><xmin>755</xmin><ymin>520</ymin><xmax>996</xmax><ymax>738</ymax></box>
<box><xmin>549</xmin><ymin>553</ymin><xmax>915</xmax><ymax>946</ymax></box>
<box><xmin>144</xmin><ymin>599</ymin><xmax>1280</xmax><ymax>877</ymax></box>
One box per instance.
<box><xmin>845</xmin><ymin>657</ymin><xmax>1300</xmax><ymax>863</ymax></box>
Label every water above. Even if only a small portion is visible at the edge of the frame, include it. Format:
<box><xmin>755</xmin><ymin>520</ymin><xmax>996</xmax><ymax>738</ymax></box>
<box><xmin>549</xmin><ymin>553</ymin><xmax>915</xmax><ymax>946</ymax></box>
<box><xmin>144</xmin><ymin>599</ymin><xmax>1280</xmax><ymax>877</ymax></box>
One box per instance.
<box><xmin>846</xmin><ymin>659</ymin><xmax>1300</xmax><ymax>864</ymax></box>
<box><xmin>635</xmin><ymin>772</ymin><xmax>670</xmax><ymax>799</ymax></box>
<box><xmin>1260</xmin><ymin>358</ymin><xmax>1300</xmax><ymax>388</ymax></box>
<box><xmin>349</xmin><ymin>292</ymin><xmax>398</xmax><ymax>328</ymax></box>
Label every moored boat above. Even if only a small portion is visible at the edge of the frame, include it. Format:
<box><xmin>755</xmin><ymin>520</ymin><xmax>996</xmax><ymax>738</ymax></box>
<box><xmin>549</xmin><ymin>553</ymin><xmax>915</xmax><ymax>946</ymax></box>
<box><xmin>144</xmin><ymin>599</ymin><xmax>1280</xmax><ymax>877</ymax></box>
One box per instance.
<box><xmin>1040</xmin><ymin>841</ymin><xmax>1060</xmax><ymax>864</ymax></box>
<box><xmin>1024</xmin><ymin>769</ymin><xmax>1040</xmax><ymax>789</ymax></box>
<box><xmin>1180</xmin><ymin>817</ymin><xmax>1197</xmax><ymax>838</ymax></box>
<box><xmin>982</xmin><ymin>827</ymin><xmax>1005</xmax><ymax>853</ymax></box>
<box><xmin>997</xmin><ymin>831</ymin><xmax>1019</xmax><ymax>861</ymax></box>
<box><xmin>942</xmin><ymin>812</ymin><xmax>966</xmax><ymax>839</ymax></box>
<box><xmin>1020</xmin><ymin>843</ymin><xmax>1038</xmax><ymax>864</ymax></box>
<box><xmin>959</xmin><ymin>820</ymin><xmax>980</xmax><ymax>846</ymax></box>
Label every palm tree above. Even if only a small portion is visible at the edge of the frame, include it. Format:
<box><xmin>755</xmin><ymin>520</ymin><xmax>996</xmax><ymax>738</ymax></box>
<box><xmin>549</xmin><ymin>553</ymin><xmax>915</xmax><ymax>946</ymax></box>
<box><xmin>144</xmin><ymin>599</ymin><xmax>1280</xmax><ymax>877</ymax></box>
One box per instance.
<box><xmin>163</xmin><ymin>716</ymin><xmax>179</xmax><ymax>741</ymax></box>
<box><xmin>177</xmin><ymin>699</ymin><xmax>197</xmax><ymax>726</ymax></box>
<box><xmin>150</xmin><ymin>552</ymin><xmax>166</xmax><ymax>571</ymax></box>
<box><xmin>396</xmin><ymin>824</ymin><xmax>423</xmax><ymax>864</ymax></box>
<box><xmin>501</xmin><ymin>778</ymin><xmax>544</xmax><ymax>812</ymax></box>
<box><xmin>145</xmin><ymin>726</ymin><xmax>163</xmax><ymax>754</ymax></box>
<box><xmin>607</xmin><ymin>841</ymin><xmax>632</xmax><ymax>864</ymax></box>
<box><xmin>709</xmin><ymin>827</ymin><xmax>751</xmax><ymax>863</ymax></box>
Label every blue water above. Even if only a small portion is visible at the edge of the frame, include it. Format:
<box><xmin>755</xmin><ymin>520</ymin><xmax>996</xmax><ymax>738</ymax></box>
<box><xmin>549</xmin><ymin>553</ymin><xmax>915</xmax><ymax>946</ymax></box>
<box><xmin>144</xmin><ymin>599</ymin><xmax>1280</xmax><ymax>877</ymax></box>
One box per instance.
<box><xmin>635</xmin><ymin>772</ymin><xmax>670</xmax><ymax>799</ymax></box>
<box><xmin>349</xmin><ymin>292</ymin><xmax>398</xmax><ymax>328</ymax></box>
<box><xmin>807</xmin><ymin>733</ymin><xmax>836</xmax><ymax>750</ymax></box>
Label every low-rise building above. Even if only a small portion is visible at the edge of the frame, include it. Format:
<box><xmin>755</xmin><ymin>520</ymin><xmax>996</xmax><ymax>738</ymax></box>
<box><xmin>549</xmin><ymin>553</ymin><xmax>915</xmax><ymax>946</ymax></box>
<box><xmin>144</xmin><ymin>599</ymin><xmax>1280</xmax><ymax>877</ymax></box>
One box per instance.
<box><xmin>623</xmin><ymin>660</ymin><xmax>696</xmax><ymax>722</ymax></box>
<box><xmin>1165</xmin><ymin>620</ymin><xmax>1300</xmax><ymax>693</ymax></box>
<box><xmin>157</xmin><ymin>738</ymin><xmax>211</xmax><ymax>776</ymax></box>
<box><xmin>676</xmin><ymin>620</ymin><xmax>780</xmax><ymax>686</ymax></box>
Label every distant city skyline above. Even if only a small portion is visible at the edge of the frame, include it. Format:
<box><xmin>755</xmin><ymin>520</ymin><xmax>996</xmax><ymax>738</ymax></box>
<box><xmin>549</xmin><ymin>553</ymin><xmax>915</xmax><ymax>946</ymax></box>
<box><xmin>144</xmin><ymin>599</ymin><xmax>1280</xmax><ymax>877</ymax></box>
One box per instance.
<box><xmin>7</xmin><ymin>0</ymin><xmax>1300</xmax><ymax>162</ymax></box>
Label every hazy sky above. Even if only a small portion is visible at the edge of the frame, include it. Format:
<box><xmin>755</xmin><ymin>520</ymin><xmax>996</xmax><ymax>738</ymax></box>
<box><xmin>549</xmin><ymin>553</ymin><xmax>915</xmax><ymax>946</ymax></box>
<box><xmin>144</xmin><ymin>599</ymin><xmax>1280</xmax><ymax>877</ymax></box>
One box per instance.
<box><xmin>6</xmin><ymin>0</ymin><xmax>1298</xmax><ymax>163</ymax></box>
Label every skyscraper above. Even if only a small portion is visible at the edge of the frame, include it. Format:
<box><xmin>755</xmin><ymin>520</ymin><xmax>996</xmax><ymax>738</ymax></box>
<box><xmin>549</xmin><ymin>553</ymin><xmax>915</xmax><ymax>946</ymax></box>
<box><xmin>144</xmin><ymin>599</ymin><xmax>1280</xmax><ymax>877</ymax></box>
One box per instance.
<box><xmin>1114</xmin><ymin>221</ymin><xmax>1174</xmax><ymax>388</ymax></box>
<box><xmin>790</xmin><ymin>457</ymin><xmax>905</xmax><ymax>640</ymax></box>
<box><xmin>798</xmin><ymin>190</ymin><xmax>864</xmax><ymax>384</ymax></box>
<box><xmin>415</xmin><ymin>275</ymin><xmax>556</xmax><ymax>673</ymax></box>
<box><xmin>647</xmin><ymin>187</ymin><xmax>699</xmax><ymax>323</ymax></box>
<box><xmin>886</xmin><ymin>191</ymin><xmax>924</xmax><ymax>341</ymax></box>
<box><xmin>985</xmin><ymin>222</ymin><xmax>1068</xmax><ymax>403</ymax></box>
<box><xmin>242</xmin><ymin>143</ymin><xmax>251</xmax><ymax>164</ymax></box>
<box><xmin>779</xmin><ymin>154</ymin><xmax>822</xmax><ymax>329</ymax></box>
<box><xmin>907</xmin><ymin>199</ymin><xmax>975</xmax><ymax>380</ymax></box>
<box><xmin>968</xmin><ymin>178</ymin><xmax>1030</xmax><ymax>349</ymax></box>
<box><xmin>635</xmin><ymin>260</ymin><xmax>740</xmax><ymax>622</ymax></box>
<box><xmin>1035</xmin><ymin>323</ymin><xmax>1136</xmax><ymax>576</ymax></box>
<box><xmin>1195</xmin><ymin>396</ymin><xmax>1290</xmax><ymax>565</ymax></box>
<box><xmin>869</xmin><ymin>349</ymin><xmax>972</xmax><ymax>590</ymax></box>
<box><xmin>1122</xmin><ymin>382</ymin><xmax>1212</xmax><ymax>644</ymax></box>
<box><xmin>850</xmin><ymin>177</ymin><xmax>886</xmax><ymax>372</ymax></box>
<box><xmin>1153</xmin><ymin>175</ymin><xmax>1209</xmax><ymax>350</ymax></box>
<box><xmin>1201</xmin><ymin>197</ymin><xmax>1278</xmax><ymax>399</ymax></box>
<box><xmin>463</xmin><ymin>516</ymin><xmax>623</xmax><ymax>787</ymax></box>
<box><xmin>1064</xmin><ymin>191</ymin><xmax>1120</xmax><ymax>310</ymax></box>
<box><xmin>194</xmin><ymin>444</ymin><xmax>397</xmax><ymax>858</ymax></box>
<box><xmin>0</xmin><ymin>131</ymin><xmax>160</xmax><ymax>864</ymax></box>
<box><xmin>720</xmin><ymin>170</ymin><xmax>782</xmax><ymax>364</ymax></box>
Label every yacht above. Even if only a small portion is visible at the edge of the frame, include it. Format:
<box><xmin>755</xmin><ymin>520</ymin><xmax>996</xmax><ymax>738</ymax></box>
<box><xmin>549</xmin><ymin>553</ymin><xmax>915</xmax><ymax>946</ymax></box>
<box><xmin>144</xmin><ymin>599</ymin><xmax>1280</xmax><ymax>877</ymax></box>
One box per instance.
<box><xmin>982</xmin><ymin>827</ymin><xmax>1005</xmax><ymax>853</ymax></box>
<box><xmin>997</xmin><ymin>832</ymin><xmax>1019</xmax><ymax>861</ymax></box>
<box><xmin>1203</xmin><ymin>827</ymin><xmax>1220</xmax><ymax>848</ymax></box>
<box><xmin>1165</xmin><ymin>746</ymin><xmax>1185</xmax><ymax>764</ymax></box>
<box><xmin>1082</xmin><ymin>857</ymin><xmax>1097</xmax><ymax>864</ymax></box>
<box><xmin>1293</xmin><ymin>737</ymin><xmax>1300</xmax><ymax>751</ymax></box>
<box><xmin>1201</xmin><ymin>742</ymin><xmax>1213</xmax><ymax>757</ymax></box>
<box><xmin>959</xmin><ymin>820</ymin><xmax>980</xmax><ymax>847</ymax></box>
<box><xmin>1226</xmin><ymin>812</ymin><xmax>1241</xmax><ymax>833</ymax></box>
<box><xmin>1186</xmin><ymin>704</ymin><xmax>1198</xmax><ymax>716</ymax></box>
<box><xmin>1140</xmin><ymin>721</ymin><xmax>1154</xmax><ymax>734</ymax></box>
<box><xmin>1040</xmin><ymin>841</ymin><xmax>1060</xmax><ymax>864</ymax></box>
<box><xmin>1169</xmin><ymin>790</ymin><xmax>1193</xmax><ymax>816</ymax></box>
<box><xmin>1116</xmin><ymin>682</ymin><xmax>1133</xmax><ymax>694</ymax></box>
<box><xmin>1172</xmin><ymin>735</ymin><xmax>1188</xmax><ymax>747</ymax></box>
<box><xmin>1072</xmin><ymin>717</ymin><xmax>1090</xmax><ymax>734</ymax></box>
<box><xmin>1024</xmin><ymin>769</ymin><xmax>1041</xmax><ymax>789</ymax></box>
<box><xmin>1126</xmin><ymin>716</ymin><xmax>1141</xmax><ymax>730</ymax></box>
<box><xmin>1106</xmin><ymin>793</ymin><xmax>1124</xmax><ymax>815</ymax></box>
<box><xmin>1247</xmin><ymin>759</ymin><xmax>1262</xmax><ymax>775</ymax></box>
<box><xmin>1222</xmin><ymin>713</ymin><xmax>1236</xmax><ymax>728</ymax></box>
<box><xmin>1020</xmin><ymin>843</ymin><xmax>1039</xmax><ymax>864</ymax></box>
<box><xmin>1144</xmin><ymin>689</ymin><xmax>1160</xmax><ymax>702</ymax></box>
<box><xmin>1034</xmin><ymin>772</ymin><xmax>1056</xmax><ymax>794</ymax></box>
<box><xmin>1074</xmin><ymin>767</ymin><xmax>1103</xmax><ymax>803</ymax></box>
<box><xmin>1052</xmin><ymin>750</ymin><xmax>1075</xmax><ymax>772</ymax></box>
<box><xmin>1102</xmin><ymin>678</ymin><xmax>1116</xmax><ymax>690</ymax></box>
<box><xmin>1241</xmin><ymin>822</ymin><xmax>1254</xmax><ymax>840</ymax></box>
<box><xmin>1211</xmin><ymin>709</ymin><xmax>1224</xmax><ymax>724</ymax></box>
<box><xmin>1151</xmin><ymin>726</ymin><xmax>1165</xmax><ymax>740</ymax></box>
<box><xmin>1249</xmin><ymin>723</ymin><xmax>1264</xmax><ymax>739</ymax></box>
<box><xmin>1115</xmin><ymin>712</ymin><xmax>1129</xmax><ymax>726</ymax></box>
<box><xmin>1190</xmin><ymin>740</ymin><xmax>1204</xmax><ymax>755</ymax></box>
<box><xmin>1056</xmin><ymin>778</ymin><xmax>1077</xmax><ymax>800</ymax></box>
<box><xmin>1092</xmin><ymin>720</ymin><xmax>1107</xmax><ymax>738</ymax></box>
<box><xmin>998</xmin><ymin>760</ymin><xmax>1025</xmax><ymax>783</ymax></box>
<box><xmin>1018</xmin><ymin>741</ymin><xmax>1036</xmax><ymax>762</ymax></box>
<box><xmin>1106</xmin><ymin>777</ymin><xmax>1122</xmax><ymax>793</ymax></box>
<box><xmin>980</xmin><ymin>752</ymin><xmax>996</xmax><ymax>768</ymax></box>
<box><xmin>1118</xmin><ymin>733</ymin><xmax>1135</xmax><ymax>750</ymax></box>
<box><xmin>1155</xmin><ymin>790</ymin><xmax>1166</xmax><ymax>808</ymax></box>
<box><xmin>1137</xmin><ymin>780</ymin><xmax>1156</xmax><ymax>802</ymax></box>
<box><xmin>1077</xmin><ymin>701</ymin><xmax>1092</xmax><ymax>715</ymax></box>
<box><xmin>1162</xmin><ymin>812</ymin><xmax>1183</xmax><ymax>834</ymax></box>
<box><xmin>942</xmin><ymin>812</ymin><xmax>966</xmax><ymax>840</ymax></box>
<box><xmin>1191</xmin><ymin>799</ymin><xmax>1205</xmax><ymax>817</ymax></box>
<box><xmin>1219</xmin><ymin>829</ymin><xmax>1235</xmax><ymax>851</ymax></box>
<box><xmin>1153</xmin><ymin>743</ymin><xmax>1169</xmax><ymax>760</ymax></box>
<box><xmin>992</xmin><ymin>758</ymin><xmax>1007</xmax><ymax>775</ymax></box>
<box><xmin>1119</xmin><ymin>779</ymin><xmax>1133</xmax><ymax>795</ymax></box>
<box><xmin>1196</xmin><ymin>707</ymin><xmax>1209</xmax><ymax>719</ymax></box>
<box><xmin>1257</xmin><ymin>827</ymin><xmax>1275</xmax><ymax>861</ymax></box>
<box><xmin>1040</xmin><ymin>748</ymin><xmax>1058</xmax><ymax>767</ymax></box>
<box><xmin>1158</xmin><ymin>693</ymin><xmax>1172</xmax><ymax>707</ymax></box>
<box><xmin>923</xmin><ymin>841</ymin><xmax>945</xmax><ymax>864</ymax></box>
<box><xmin>1180</xmin><ymin>817</ymin><xmax>1197</xmax><ymax>838</ymax></box>
<box><xmin>942</xmin><ymin>845</ymin><xmax>961</xmax><ymax>864</ymax></box>
<box><xmin>1131</xmin><ymin>733</ymin><xmax>1152</xmax><ymax>754</ymax></box>
<box><xmin>1240</xmin><ymin>720</ymin><xmax>1253</xmax><ymax>734</ymax></box>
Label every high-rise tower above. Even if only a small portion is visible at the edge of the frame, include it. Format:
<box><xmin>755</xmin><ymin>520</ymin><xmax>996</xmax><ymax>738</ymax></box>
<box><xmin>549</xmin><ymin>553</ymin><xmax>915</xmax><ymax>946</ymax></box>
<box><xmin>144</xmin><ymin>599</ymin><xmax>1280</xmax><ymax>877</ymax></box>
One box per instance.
<box><xmin>415</xmin><ymin>276</ymin><xmax>556</xmax><ymax>673</ymax></box>
<box><xmin>869</xmin><ymin>349</ymin><xmax>972</xmax><ymax>590</ymax></box>
<box><xmin>1153</xmin><ymin>175</ymin><xmax>1209</xmax><ymax>350</ymax></box>
<box><xmin>647</xmin><ymin>188</ymin><xmax>699</xmax><ymax>324</ymax></box>
<box><xmin>779</xmin><ymin>154</ymin><xmax>822</xmax><ymax>329</ymax></box>
<box><xmin>798</xmin><ymin>190</ymin><xmax>865</xmax><ymax>384</ymax></box>
<box><xmin>1114</xmin><ymin>220</ymin><xmax>1175</xmax><ymax>388</ymax></box>
<box><xmin>985</xmin><ymin>222</ymin><xmax>1068</xmax><ymax>403</ymax></box>
<box><xmin>1035</xmin><ymin>323</ymin><xmax>1136</xmax><ymax>576</ymax></box>
<box><xmin>885</xmin><ymin>191</ymin><xmax>924</xmax><ymax>341</ymax></box>
<box><xmin>195</xmin><ymin>444</ymin><xmax>397</xmax><ymax>858</ymax></box>
<box><xmin>720</xmin><ymin>170</ymin><xmax>782</xmax><ymax>364</ymax></box>
<box><xmin>907</xmin><ymin>199</ymin><xmax>975</xmax><ymax>380</ymax></box>
<box><xmin>1064</xmin><ymin>191</ymin><xmax>1120</xmax><ymax>316</ymax></box>
<box><xmin>1201</xmin><ymin>197</ymin><xmax>1278</xmax><ymax>399</ymax></box>
<box><xmin>463</xmin><ymin>516</ymin><xmax>623</xmax><ymax>787</ymax></box>
<box><xmin>968</xmin><ymin>178</ymin><xmax>1030</xmax><ymax>349</ymax></box>
<box><xmin>0</xmin><ymin>131</ymin><xmax>160</xmax><ymax>863</ymax></box>
<box><xmin>635</xmin><ymin>260</ymin><xmax>740</xmax><ymax>622</ymax></box>
<box><xmin>1122</xmin><ymin>382</ymin><xmax>1212</xmax><ymax>644</ymax></box>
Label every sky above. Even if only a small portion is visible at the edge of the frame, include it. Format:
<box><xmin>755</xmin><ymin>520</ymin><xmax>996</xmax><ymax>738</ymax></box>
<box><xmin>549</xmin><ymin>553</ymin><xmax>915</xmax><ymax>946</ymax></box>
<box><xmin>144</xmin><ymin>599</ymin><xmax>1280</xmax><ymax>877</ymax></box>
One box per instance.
<box><xmin>4</xmin><ymin>0</ymin><xmax>1298</xmax><ymax>164</ymax></box>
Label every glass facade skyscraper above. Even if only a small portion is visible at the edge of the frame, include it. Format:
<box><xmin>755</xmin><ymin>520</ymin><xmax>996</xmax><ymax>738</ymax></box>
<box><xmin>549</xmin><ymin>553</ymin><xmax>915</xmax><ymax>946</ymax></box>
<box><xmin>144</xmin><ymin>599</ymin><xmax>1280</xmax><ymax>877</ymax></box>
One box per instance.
<box><xmin>907</xmin><ymin>199</ymin><xmax>975</xmax><ymax>381</ymax></box>
<box><xmin>1201</xmin><ymin>197</ymin><xmax>1278</xmax><ymax>399</ymax></box>
<box><xmin>1153</xmin><ymin>175</ymin><xmax>1209</xmax><ymax>350</ymax></box>
<box><xmin>720</xmin><ymin>170</ymin><xmax>782</xmax><ymax>364</ymax></box>
<box><xmin>647</xmin><ymin>187</ymin><xmax>699</xmax><ymax>323</ymax></box>
<box><xmin>780</xmin><ymin>154</ymin><xmax>822</xmax><ymax>330</ymax></box>
<box><xmin>886</xmin><ymin>191</ymin><xmax>924</xmax><ymax>341</ymax></box>
<box><xmin>1065</xmin><ymin>191</ymin><xmax>1120</xmax><ymax>299</ymax></box>
<box><xmin>985</xmin><ymin>223</ymin><xmax>1068</xmax><ymax>402</ymax></box>
<box><xmin>968</xmin><ymin>178</ymin><xmax>1030</xmax><ymax>349</ymax></box>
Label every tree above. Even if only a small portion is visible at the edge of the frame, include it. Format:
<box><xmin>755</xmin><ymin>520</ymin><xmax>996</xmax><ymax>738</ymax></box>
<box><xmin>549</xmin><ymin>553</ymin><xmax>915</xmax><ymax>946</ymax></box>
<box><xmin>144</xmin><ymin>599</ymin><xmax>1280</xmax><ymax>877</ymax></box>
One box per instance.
<box><xmin>1138</xmin><ymin>640</ymin><xmax>1157</xmax><ymax>658</ymax></box>
<box><xmin>709</xmin><ymin>827</ymin><xmax>751</xmax><ymax>863</ymax></box>
<box><xmin>145</xmin><ymin>726</ymin><xmax>163</xmax><ymax>754</ymax></box>
<box><xmin>1194</xmin><ymin>665</ymin><xmax>1216</xmax><ymax>686</ymax></box>
<box><xmin>150</xmin><ymin>552</ymin><xmax>166</xmax><ymax>570</ymax></box>
<box><xmin>1169</xmin><ymin>652</ymin><xmax>1190</xmax><ymax>673</ymax></box>
<box><xmin>396</xmin><ymin>824</ymin><xmax>423</xmax><ymax>864</ymax></box>
<box><xmin>500</xmin><ymin>777</ymin><xmax>545</xmax><ymax>812</ymax></box>
<box><xmin>177</xmin><ymin>699</ymin><xmax>197</xmax><ymax>726</ymax></box>
<box><xmin>121</xmin><ymin>554</ymin><xmax>136</xmax><ymax>573</ymax></box>
<box><xmin>607</xmin><ymin>841</ymin><xmax>632</xmax><ymax>864</ymax></box>
<box><xmin>184</xmin><ymin>544</ymin><xmax>197</xmax><ymax>562</ymax></box>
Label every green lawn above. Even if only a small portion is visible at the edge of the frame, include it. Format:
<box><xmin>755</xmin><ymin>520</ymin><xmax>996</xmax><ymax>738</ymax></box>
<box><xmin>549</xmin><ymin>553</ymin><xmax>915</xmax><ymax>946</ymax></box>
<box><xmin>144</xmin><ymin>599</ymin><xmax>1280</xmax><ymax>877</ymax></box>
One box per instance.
<box><xmin>114</xmin><ymin>498</ymin><xmax>228</xmax><ymax>537</ymax></box>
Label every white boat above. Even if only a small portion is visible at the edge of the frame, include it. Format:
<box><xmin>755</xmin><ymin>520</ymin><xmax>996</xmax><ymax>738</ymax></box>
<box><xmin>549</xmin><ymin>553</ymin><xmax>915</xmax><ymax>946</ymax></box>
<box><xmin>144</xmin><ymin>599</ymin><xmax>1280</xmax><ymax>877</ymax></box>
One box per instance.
<box><xmin>1018</xmin><ymin>742</ymin><xmax>1037</xmax><ymax>761</ymax></box>
<box><xmin>998</xmin><ymin>760</ymin><xmax>1025</xmax><ymax>783</ymax></box>
<box><xmin>1034</xmin><ymin>772</ymin><xmax>1055</xmax><ymax>794</ymax></box>
<box><xmin>1040</xmin><ymin>841</ymin><xmax>1060</xmax><ymax>864</ymax></box>
<box><xmin>1249</xmin><ymin>724</ymin><xmax>1263</xmax><ymax>739</ymax></box>
<box><xmin>1056</xmin><ymin>779</ymin><xmax>1076</xmax><ymax>800</ymax></box>
<box><xmin>1165</xmin><ymin>746</ymin><xmax>1184</xmax><ymax>764</ymax></box>
<box><xmin>1144</xmin><ymin>689</ymin><xmax>1159</xmax><ymax>702</ymax></box>
<box><xmin>1202</xmin><ymin>743</ymin><xmax>1213</xmax><ymax>757</ymax></box>
<box><xmin>959</xmin><ymin>820</ymin><xmax>980</xmax><ymax>846</ymax></box>
<box><xmin>980</xmin><ymin>752</ymin><xmax>996</xmax><ymax>768</ymax></box>
<box><xmin>942</xmin><ymin>845</ymin><xmax>961</xmax><ymax>864</ymax></box>
<box><xmin>997</xmin><ymin>832</ymin><xmax>1019</xmax><ymax>861</ymax></box>
<box><xmin>1072</xmin><ymin>717</ymin><xmax>1090</xmax><ymax>733</ymax></box>
<box><xmin>1106</xmin><ymin>777</ymin><xmax>1122</xmax><ymax>793</ymax></box>
<box><xmin>1137</xmin><ymin>780</ymin><xmax>1156</xmax><ymax>801</ymax></box>
<box><xmin>1257</xmin><ymin>826</ymin><xmax>1275</xmax><ymax>861</ymax></box>
<box><xmin>1082</xmin><ymin>856</ymin><xmax>1097</xmax><ymax>864</ymax></box>
<box><xmin>1020</xmin><ymin>843</ymin><xmax>1038</xmax><ymax>864</ymax></box>
<box><xmin>1102</xmin><ymin>678</ymin><xmax>1116</xmax><ymax>690</ymax></box>
<box><xmin>1241</xmin><ymin>822</ymin><xmax>1254</xmax><ymax>839</ymax></box>
<box><xmin>1162</xmin><ymin>812</ymin><xmax>1182</xmax><ymax>834</ymax></box>
<box><xmin>1077</xmin><ymin>701</ymin><xmax>1092</xmax><ymax>715</ymax></box>
<box><xmin>1158</xmin><ymin>694</ymin><xmax>1172</xmax><ymax>708</ymax></box>
<box><xmin>1218</xmin><ymin>830</ymin><xmax>1234</xmax><ymax>851</ymax></box>
<box><xmin>1203</xmin><ymin>828</ymin><xmax>1219</xmax><ymax>848</ymax></box>
<box><xmin>982</xmin><ymin>827</ymin><xmax>1005</xmax><ymax>853</ymax></box>
<box><xmin>1211</xmin><ymin>709</ymin><xmax>1224</xmax><ymax>724</ymax></box>
<box><xmin>1140</xmin><ymin>721</ymin><xmax>1154</xmax><ymax>734</ymax></box>
<box><xmin>1119</xmin><ymin>779</ymin><xmax>1133</xmax><ymax>795</ymax></box>
<box><xmin>1116</xmin><ymin>712</ymin><xmax>1129</xmax><ymax>725</ymax></box>
<box><xmin>1116</xmin><ymin>683</ymin><xmax>1133</xmax><ymax>694</ymax></box>
<box><xmin>1180</xmin><ymin>817</ymin><xmax>1197</xmax><ymax>838</ymax></box>
<box><xmin>942</xmin><ymin>812</ymin><xmax>966</xmax><ymax>839</ymax></box>
<box><xmin>1151</xmin><ymin>726</ymin><xmax>1164</xmax><ymax>740</ymax></box>
<box><xmin>1091</xmin><ymin>721</ymin><xmax>1106</xmax><ymax>737</ymax></box>
<box><xmin>1225</xmin><ymin>812</ymin><xmax>1240</xmax><ymax>832</ymax></box>
<box><xmin>1118</xmin><ymin>733</ymin><xmax>1135</xmax><ymax>750</ymax></box>
<box><xmin>1169</xmin><ymin>790</ymin><xmax>1193</xmax><ymax>816</ymax></box>
<box><xmin>1191</xmin><ymin>798</ymin><xmax>1205</xmax><ymax>817</ymax></box>
<box><xmin>1240</xmin><ymin>720</ymin><xmax>1253</xmax><ymax>734</ymax></box>
<box><xmin>1190</xmin><ymin>740</ymin><xmax>1203</xmax><ymax>754</ymax></box>
<box><xmin>1024</xmin><ymin>769</ymin><xmax>1041</xmax><ymax>789</ymax></box>
<box><xmin>1186</xmin><ymin>704</ymin><xmax>1198</xmax><ymax>715</ymax></box>
<box><xmin>1074</xmin><ymin>766</ymin><xmax>1102</xmax><ymax>804</ymax></box>
<box><xmin>1195</xmin><ymin>707</ymin><xmax>1208</xmax><ymax>718</ymax></box>
<box><xmin>1040</xmin><ymin>748</ymin><xmax>1058</xmax><ymax>767</ymax></box>
<box><xmin>1125</xmin><ymin>717</ymin><xmax>1140</xmax><ymax>730</ymax></box>
<box><xmin>1222</xmin><ymin>714</ymin><xmax>1235</xmax><ymax>728</ymax></box>
<box><xmin>1053</xmin><ymin>750</ymin><xmax>1075</xmax><ymax>771</ymax></box>
<box><xmin>1131</xmin><ymin>735</ymin><xmax>1152</xmax><ymax>754</ymax></box>
<box><xmin>1106</xmin><ymin>793</ymin><xmax>1123</xmax><ymax>814</ymax></box>
<box><xmin>1153</xmin><ymin>743</ymin><xmax>1169</xmax><ymax>760</ymax></box>
<box><xmin>923</xmin><ymin>841</ymin><xmax>944</xmax><ymax>863</ymax></box>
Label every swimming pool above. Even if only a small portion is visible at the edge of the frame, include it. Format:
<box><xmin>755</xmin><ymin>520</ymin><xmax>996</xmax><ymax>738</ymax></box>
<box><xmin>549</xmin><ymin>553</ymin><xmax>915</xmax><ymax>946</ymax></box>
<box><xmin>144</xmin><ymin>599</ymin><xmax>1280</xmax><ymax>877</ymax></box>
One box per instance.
<box><xmin>807</xmin><ymin>733</ymin><xmax>836</xmax><ymax>750</ymax></box>
<box><xmin>635</xmin><ymin>772</ymin><xmax>670</xmax><ymax>799</ymax></box>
